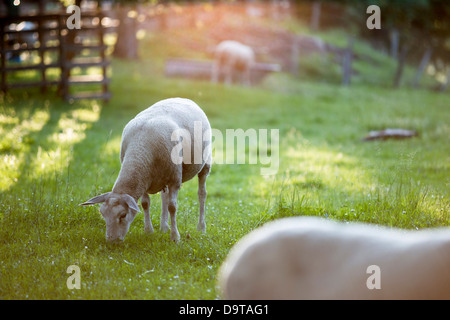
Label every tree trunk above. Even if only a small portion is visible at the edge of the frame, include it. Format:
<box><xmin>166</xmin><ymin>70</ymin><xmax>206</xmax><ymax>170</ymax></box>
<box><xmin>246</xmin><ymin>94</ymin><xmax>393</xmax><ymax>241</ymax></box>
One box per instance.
<box><xmin>342</xmin><ymin>36</ymin><xmax>354</xmax><ymax>86</ymax></box>
<box><xmin>393</xmin><ymin>44</ymin><xmax>408</xmax><ymax>88</ymax></box>
<box><xmin>113</xmin><ymin>4</ymin><xmax>139</xmax><ymax>60</ymax></box>
<box><xmin>310</xmin><ymin>1</ymin><xmax>321</xmax><ymax>32</ymax></box>
<box><xmin>271</xmin><ymin>0</ymin><xmax>279</xmax><ymax>20</ymax></box>
<box><xmin>440</xmin><ymin>69</ymin><xmax>450</xmax><ymax>92</ymax></box>
<box><xmin>390</xmin><ymin>29</ymin><xmax>399</xmax><ymax>60</ymax></box>
<box><xmin>413</xmin><ymin>47</ymin><xmax>432</xmax><ymax>88</ymax></box>
<box><xmin>290</xmin><ymin>37</ymin><xmax>300</xmax><ymax>77</ymax></box>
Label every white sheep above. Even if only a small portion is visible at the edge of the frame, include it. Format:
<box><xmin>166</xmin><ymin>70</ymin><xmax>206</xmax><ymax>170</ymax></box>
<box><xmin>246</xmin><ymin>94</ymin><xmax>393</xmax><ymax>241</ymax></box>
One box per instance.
<box><xmin>211</xmin><ymin>40</ymin><xmax>255</xmax><ymax>86</ymax></box>
<box><xmin>81</xmin><ymin>98</ymin><xmax>212</xmax><ymax>242</ymax></box>
<box><xmin>219</xmin><ymin>216</ymin><xmax>450</xmax><ymax>299</ymax></box>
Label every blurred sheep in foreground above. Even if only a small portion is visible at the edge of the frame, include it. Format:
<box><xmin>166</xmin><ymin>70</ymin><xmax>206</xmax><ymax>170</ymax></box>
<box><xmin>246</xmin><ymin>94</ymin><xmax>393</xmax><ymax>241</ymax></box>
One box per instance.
<box><xmin>219</xmin><ymin>216</ymin><xmax>450</xmax><ymax>299</ymax></box>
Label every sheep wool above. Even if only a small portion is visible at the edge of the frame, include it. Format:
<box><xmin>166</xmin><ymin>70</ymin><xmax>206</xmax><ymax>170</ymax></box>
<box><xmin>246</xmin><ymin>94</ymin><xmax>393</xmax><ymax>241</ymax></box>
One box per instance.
<box><xmin>81</xmin><ymin>98</ymin><xmax>211</xmax><ymax>242</ymax></box>
<box><xmin>211</xmin><ymin>40</ymin><xmax>255</xmax><ymax>86</ymax></box>
<box><xmin>219</xmin><ymin>216</ymin><xmax>450</xmax><ymax>300</ymax></box>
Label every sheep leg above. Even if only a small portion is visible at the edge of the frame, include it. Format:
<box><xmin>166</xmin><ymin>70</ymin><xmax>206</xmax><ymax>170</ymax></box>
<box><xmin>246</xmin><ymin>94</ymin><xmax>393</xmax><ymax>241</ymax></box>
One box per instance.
<box><xmin>224</xmin><ymin>61</ymin><xmax>233</xmax><ymax>85</ymax></box>
<box><xmin>197</xmin><ymin>164</ymin><xmax>210</xmax><ymax>233</ymax></box>
<box><xmin>243</xmin><ymin>65</ymin><xmax>251</xmax><ymax>86</ymax></box>
<box><xmin>160</xmin><ymin>189</ymin><xmax>170</xmax><ymax>233</ymax></box>
<box><xmin>168</xmin><ymin>185</ymin><xmax>181</xmax><ymax>242</ymax></box>
<box><xmin>141</xmin><ymin>194</ymin><xmax>153</xmax><ymax>234</ymax></box>
<box><xmin>211</xmin><ymin>61</ymin><xmax>219</xmax><ymax>83</ymax></box>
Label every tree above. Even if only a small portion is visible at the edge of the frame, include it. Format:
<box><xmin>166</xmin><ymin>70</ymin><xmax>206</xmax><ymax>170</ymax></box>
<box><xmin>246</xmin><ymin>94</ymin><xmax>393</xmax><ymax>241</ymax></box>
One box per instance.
<box><xmin>310</xmin><ymin>1</ymin><xmax>321</xmax><ymax>32</ymax></box>
<box><xmin>110</xmin><ymin>0</ymin><xmax>224</xmax><ymax>60</ymax></box>
<box><xmin>113</xmin><ymin>2</ymin><xmax>140</xmax><ymax>60</ymax></box>
<box><xmin>342</xmin><ymin>0</ymin><xmax>449</xmax><ymax>89</ymax></box>
<box><xmin>410</xmin><ymin>0</ymin><xmax>450</xmax><ymax>90</ymax></box>
<box><xmin>61</xmin><ymin>0</ymin><xmax>142</xmax><ymax>60</ymax></box>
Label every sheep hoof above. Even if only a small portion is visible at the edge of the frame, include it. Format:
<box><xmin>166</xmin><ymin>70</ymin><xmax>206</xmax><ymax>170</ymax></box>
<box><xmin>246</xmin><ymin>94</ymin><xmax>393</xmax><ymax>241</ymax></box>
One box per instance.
<box><xmin>160</xmin><ymin>224</ymin><xmax>169</xmax><ymax>233</ymax></box>
<box><xmin>197</xmin><ymin>223</ymin><xmax>206</xmax><ymax>233</ymax></box>
<box><xmin>144</xmin><ymin>226</ymin><xmax>154</xmax><ymax>234</ymax></box>
<box><xmin>171</xmin><ymin>231</ymin><xmax>180</xmax><ymax>242</ymax></box>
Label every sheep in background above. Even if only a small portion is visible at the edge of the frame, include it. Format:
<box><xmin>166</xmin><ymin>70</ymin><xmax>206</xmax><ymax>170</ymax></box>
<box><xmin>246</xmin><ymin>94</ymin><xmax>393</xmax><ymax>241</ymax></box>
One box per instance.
<box><xmin>81</xmin><ymin>98</ymin><xmax>212</xmax><ymax>242</ymax></box>
<box><xmin>211</xmin><ymin>40</ymin><xmax>255</xmax><ymax>86</ymax></box>
<box><xmin>219</xmin><ymin>217</ymin><xmax>450</xmax><ymax>299</ymax></box>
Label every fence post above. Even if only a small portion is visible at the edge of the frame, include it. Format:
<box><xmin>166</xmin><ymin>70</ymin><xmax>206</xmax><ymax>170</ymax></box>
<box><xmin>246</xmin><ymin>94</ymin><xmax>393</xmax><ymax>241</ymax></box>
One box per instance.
<box><xmin>38</xmin><ymin>16</ymin><xmax>47</xmax><ymax>93</ymax></box>
<box><xmin>342</xmin><ymin>36</ymin><xmax>354</xmax><ymax>86</ymax></box>
<box><xmin>58</xmin><ymin>13</ymin><xmax>69</xmax><ymax>100</ymax></box>
<box><xmin>0</xmin><ymin>21</ymin><xmax>6</xmax><ymax>94</ymax></box>
<box><xmin>290</xmin><ymin>36</ymin><xmax>300</xmax><ymax>77</ymax></box>
<box><xmin>413</xmin><ymin>47</ymin><xmax>432</xmax><ymax>89</ymax></box>
<box><xmin>98</xmin><ymin>10</ymin><xmax>109</xmax><ymax>102</ymax></box>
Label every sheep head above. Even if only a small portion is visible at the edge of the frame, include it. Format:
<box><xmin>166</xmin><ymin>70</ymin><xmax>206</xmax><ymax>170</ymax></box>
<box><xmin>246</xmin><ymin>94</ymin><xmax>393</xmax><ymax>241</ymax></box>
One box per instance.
<box><xmin>81</xmin><ymin>192</ymin><xmax>141</xmax><ymax>242</ymax></box>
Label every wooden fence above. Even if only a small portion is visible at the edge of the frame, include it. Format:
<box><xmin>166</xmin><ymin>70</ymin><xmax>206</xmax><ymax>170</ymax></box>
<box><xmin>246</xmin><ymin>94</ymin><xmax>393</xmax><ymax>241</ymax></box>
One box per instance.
<box><xmin>0</xmin><ymin>11</ymin><xmax>111</xmax><ymax>102</ymax></box>
<box><xmin>165</xmin><ymin>58</ymin><xmax>281</xmax><ymax>83</ymax></box>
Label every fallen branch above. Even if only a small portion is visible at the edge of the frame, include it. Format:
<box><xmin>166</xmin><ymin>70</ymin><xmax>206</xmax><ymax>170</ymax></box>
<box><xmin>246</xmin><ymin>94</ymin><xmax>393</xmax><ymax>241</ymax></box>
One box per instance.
<box><xmin>362</xmin><ymin>128</ymin><xmax>418</xmax><ymax>141</ymax></box>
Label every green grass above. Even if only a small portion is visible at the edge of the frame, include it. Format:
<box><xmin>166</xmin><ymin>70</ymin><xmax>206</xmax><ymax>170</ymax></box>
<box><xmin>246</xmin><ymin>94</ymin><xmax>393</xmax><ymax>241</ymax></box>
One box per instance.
<box><xmin>0</xmin><ymin>25</ymin><xmax>449</xmax><ymax>299</ymax></box>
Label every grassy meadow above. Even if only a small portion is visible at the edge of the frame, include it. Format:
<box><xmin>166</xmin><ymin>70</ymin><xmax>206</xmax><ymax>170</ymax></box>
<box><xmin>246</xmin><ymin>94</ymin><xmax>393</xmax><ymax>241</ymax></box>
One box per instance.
<box><xmin>0</xmin><ymin>22</ymin><xmax>449</xmax><ymax>299</ymax></box>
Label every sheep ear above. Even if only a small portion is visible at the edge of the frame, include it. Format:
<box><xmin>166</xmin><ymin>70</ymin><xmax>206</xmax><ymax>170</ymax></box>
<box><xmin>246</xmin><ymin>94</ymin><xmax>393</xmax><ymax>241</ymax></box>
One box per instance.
<box><xmin>123</xmin><ymin>194</ymin><xmax>141</xmax><ymax>213</ymax></box>
<box><xmin>80</xmin><ymin>192</ymin><xmax>111</xmax><ymax>206</ymax></box>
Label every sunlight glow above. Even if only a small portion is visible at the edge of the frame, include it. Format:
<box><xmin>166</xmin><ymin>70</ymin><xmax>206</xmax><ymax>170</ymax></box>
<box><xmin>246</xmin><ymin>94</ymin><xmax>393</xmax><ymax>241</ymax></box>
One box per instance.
<box><xmin>0</xmin><ymin>109</ymin><xmax>50</xmax><ymax>190</ymax></box>
<box><xmin>0</xmin><ymin>102</ymin><xmax>101</xmax><ymax>191</ymax></box>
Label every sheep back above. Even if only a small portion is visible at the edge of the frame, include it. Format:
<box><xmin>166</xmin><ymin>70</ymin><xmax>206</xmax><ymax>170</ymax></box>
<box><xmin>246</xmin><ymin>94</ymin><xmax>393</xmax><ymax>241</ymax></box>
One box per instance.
<box><xmin>116</xmin><ymin>98</ymin><xmax>211</xmax><ymax>195</ymax></box>
<box><xmin>215</xmin><ymin>40</ymin><xmax>255</xmax><ymax>69</ymax></box>
<box><xmin>219</xmin><ymin>217</ymin><xmax>450</xmax><ymax>300</ymax></box>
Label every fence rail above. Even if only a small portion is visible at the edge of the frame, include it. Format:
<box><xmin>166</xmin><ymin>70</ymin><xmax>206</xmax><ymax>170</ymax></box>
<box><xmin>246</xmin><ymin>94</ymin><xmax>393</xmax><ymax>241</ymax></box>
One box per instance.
<box><xmin>164</xmin><ymin>58</ymin><xmax>281</xmax><ymax>83</ymax></box>
<box><xmin>0</xmin><ymin>11</ymin><xmax>111</xmax><ymax>102</ymax></box>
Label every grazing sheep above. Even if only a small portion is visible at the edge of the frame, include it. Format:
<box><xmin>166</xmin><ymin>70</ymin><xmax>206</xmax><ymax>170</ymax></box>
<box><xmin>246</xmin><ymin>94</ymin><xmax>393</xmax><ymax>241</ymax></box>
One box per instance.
<box><xmin>219</xmin><ymin>217</ymin><xmax>450</xmax><ymax>300</ymax></box>
<box><xmin>81</xmin><ymin>98</ymin><xmax>212</xmax><ymax>242</ymax></box>
<box><xmin>211</xmin><ymin>40</ymin><xmax>255</xmax><ymax>86</ymax></box>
